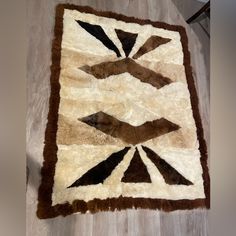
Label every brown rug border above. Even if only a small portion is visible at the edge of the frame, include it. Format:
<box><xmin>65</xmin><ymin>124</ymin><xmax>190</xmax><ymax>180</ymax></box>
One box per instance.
<box><xmin>37</xmin><ymin>4</ymin><xmax>210</xmax><ymax>219</ymax></box>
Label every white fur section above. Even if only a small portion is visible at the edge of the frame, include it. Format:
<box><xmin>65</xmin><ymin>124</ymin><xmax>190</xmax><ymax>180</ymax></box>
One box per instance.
<box><xmin>132</xmin><ymin>32</ymin><xmax>183</xmax><ymax>64</ymax></box>
<box><xmin>103</xmin><ymin>148</ymin><xmax>135</xmax><ymax>185</ymax></box>
<box><xmin>139</xmin><ymin>145</ymin><xmax>203</xmax><ymax>184</ymax></box>
<box><xmin>52</xmin><ymin>144</ymin><xmax>124</xmax><ymax>205</ymax></box>
<box><xmin>59</xmin><ymin>73</ymin><xmax>195</xmax><ymax>130</ymax></box>
<box><xmin>52</xmin><ymin>145</ymin><xmax>205</xmax><ymax>205</ymax></box>
<box><xmin>102</xmin><ymin>26</ymin><xmax>126</xmax><ymax>58</ymax></box>
<box><xmin>63</xmin><ymin>9</ymin><xmax>183</xmax><ymax>65</ymax></box>
<box><xmin>62</xmin><ymin>13</ymin><xmax>115</xmax><ymax>56</ymax></box>
<box><xmin>59</xmin><ymin>98</ymin><xmax>161</xmax><ymax>127</ymax></box>
<box><xmin>60</xmin><ymin>49</ymin><xmax>117</xmax><ymax>69</ymax></box>
<box><xmin>135</xmin><ymin>60</ymin><xmax>187</xmax><ymax>83</ymax></box>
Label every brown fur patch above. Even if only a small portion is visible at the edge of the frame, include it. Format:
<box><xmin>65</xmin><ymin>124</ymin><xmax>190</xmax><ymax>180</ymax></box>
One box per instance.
<box><xmin>115</xmin><ymin>29</ymin><xmax>138</xmax><ymax>57</ymax></box>
<box><xmin>80</xmin><ymin>58</ymin><xmax>172</xmax><ymax>89</ymax></box>
<box><xmin>121</xmin><ymin>148</ymin><xmax>151</xmax><ymax>183</ymax></box>
<box><xmin>142</xmin><ymin>146</ymin><xmax>193</xmax><ymax>185</ymax></box>
<box><xmin>79</xmin><ymin>111</ymin><xmax>180</xmax><ymax>145</ymax></box>
<box><xmin>133</xmin><ymin>35</ymin><xmax>171</xmax><ymax>59</ymax></box>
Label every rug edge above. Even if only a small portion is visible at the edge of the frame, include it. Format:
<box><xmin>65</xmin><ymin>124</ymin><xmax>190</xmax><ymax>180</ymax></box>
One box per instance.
<box><xmin>36</xmin><ymin>3</ymin><xmax>210</xmax><ymax>219</ymax></box>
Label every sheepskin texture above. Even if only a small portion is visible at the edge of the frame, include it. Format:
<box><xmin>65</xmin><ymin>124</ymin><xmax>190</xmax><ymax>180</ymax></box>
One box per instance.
<box><xmin>37</xmin><ymin>4</ymin><xmax>209</xmax><ymax>219</ymax></box>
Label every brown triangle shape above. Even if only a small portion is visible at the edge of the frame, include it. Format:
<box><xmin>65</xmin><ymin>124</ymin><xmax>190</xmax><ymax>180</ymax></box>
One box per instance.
<box><xmin>121</xmin><ymin>148</ymin><xmax>151</xmax><ymax>183</ymax></box>
<box><xmin>79</xmin><ymin>112</ymin><xmax>180</xmax><ymax>145</ymax></box>
<box><xmin>133</xmin><ymin>35</ymin><xmax>171</xmax><ymax>59</ymax></box>
<box><xmin>142</xmin><ymin>146</ymin><xmax>193</xmax><ymax>185</ymax></box>
<box><xmin>115</xmin><ymin>29</ymin><xmax>138</xmax><ymax>57</ymax></box>
<box><xmin>68</xmin><ymin>147</ymin><xmax>130</xmax><ymax>187</ymax></box>
<box><xmin>77</xmin><ymin>20</ymin><xmax>121</xmax><ymax>57</ymax></box>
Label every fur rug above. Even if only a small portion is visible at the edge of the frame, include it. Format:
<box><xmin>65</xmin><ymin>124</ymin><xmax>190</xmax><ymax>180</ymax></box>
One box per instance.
<box><xmin>37</xmin><ymin>4</ymin><xmax>209</xmax><ymax>219</ymax></box>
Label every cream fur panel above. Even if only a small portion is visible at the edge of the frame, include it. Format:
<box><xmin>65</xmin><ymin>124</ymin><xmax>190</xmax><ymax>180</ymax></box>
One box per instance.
<box><xmin>51</xmin><ymin>9</ymin><xmax>205</xmax><ymax>206</ymax></box>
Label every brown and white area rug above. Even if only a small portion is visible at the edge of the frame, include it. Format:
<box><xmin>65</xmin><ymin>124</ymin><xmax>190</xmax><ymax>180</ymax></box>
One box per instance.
<box><xmin>37</xmin><ymin>4</ymin><xmax>210</xmax><ymax>219</ymax></box>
